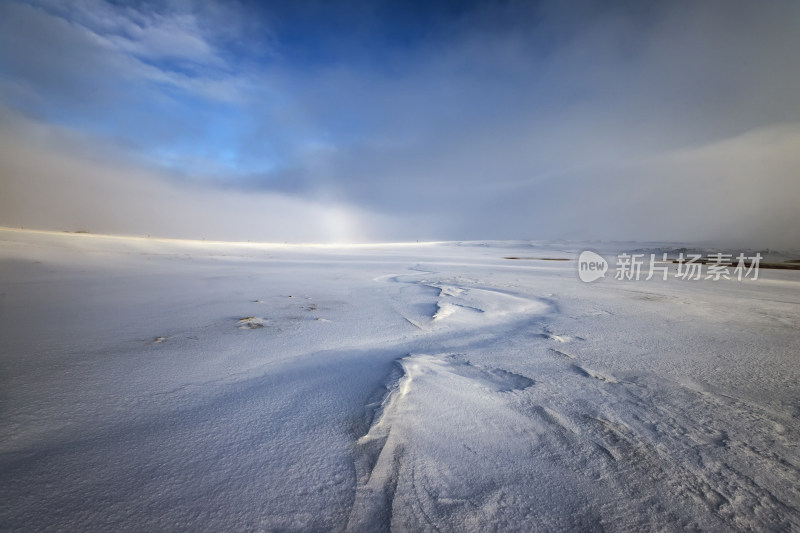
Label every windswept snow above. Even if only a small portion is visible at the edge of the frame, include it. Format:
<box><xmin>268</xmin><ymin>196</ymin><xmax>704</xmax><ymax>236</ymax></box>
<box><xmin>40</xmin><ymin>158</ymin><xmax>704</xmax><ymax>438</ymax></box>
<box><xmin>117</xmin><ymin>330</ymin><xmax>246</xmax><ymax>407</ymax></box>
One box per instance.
<box><xmin>1</xmin><ymin>229</ymin><xmax>799</xmax><ymax>531</ymax></box>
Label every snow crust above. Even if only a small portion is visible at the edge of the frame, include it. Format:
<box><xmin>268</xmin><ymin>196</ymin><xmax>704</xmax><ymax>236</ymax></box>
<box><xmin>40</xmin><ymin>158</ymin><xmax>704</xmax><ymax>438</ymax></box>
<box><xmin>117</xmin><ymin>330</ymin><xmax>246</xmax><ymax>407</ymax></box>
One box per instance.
<box><xmin>1</xmin><ymin>229</ymin><xmax>799</xmax><ymax>531</ymax></box>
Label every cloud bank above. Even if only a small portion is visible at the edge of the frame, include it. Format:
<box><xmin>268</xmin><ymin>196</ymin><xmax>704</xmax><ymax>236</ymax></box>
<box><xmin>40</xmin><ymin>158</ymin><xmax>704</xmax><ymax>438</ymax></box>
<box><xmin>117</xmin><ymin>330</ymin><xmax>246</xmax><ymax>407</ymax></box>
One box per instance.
<box><xmin>1</xmin><ymin>0</ymin><xmax>799</xmax><ymax>246</ymax></box>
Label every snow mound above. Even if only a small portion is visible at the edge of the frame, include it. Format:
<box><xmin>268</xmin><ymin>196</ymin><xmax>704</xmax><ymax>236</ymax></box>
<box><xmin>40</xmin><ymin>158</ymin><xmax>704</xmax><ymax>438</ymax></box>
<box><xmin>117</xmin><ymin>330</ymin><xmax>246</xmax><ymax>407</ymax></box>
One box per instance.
<box><xmin>237</xmin><ymin>317</ymin><xmax>266</xmax><ymax>329</ymax></box>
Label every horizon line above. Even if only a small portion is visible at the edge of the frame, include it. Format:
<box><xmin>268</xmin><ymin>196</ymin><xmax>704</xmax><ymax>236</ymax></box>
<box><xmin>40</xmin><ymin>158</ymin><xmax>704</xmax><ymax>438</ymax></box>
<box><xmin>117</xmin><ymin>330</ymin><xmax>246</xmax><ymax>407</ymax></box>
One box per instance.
<box><xmin>0</xmin><ymin>226</ymin><xmax>450</xmax><ymax>248</ymax></box>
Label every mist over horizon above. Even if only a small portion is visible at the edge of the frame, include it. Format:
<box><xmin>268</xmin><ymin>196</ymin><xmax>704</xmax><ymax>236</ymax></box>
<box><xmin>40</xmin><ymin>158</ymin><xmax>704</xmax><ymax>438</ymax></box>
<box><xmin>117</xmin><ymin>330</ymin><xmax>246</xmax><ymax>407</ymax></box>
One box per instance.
<box><xmin>1</xmin><ymin>0</ymin><xmax>799</xmax><ymax>247</ymax></box>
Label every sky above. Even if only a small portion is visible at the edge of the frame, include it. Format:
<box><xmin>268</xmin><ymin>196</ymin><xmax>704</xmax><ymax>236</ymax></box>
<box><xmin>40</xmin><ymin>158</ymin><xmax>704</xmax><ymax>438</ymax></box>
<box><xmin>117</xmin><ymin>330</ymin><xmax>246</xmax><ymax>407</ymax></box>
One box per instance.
<box><xmin>0</xmin><ymin>0</ymin><xmax>799</xmax><ymax>246</ymax></box>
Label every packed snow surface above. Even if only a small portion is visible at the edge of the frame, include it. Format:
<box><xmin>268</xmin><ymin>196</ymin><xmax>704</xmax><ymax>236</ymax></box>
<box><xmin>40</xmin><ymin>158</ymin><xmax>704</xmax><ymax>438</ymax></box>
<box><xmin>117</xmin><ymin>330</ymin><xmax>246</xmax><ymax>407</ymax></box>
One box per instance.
<box><xmin>1</xmin><ymin>229</ymin><xmax>799</xmax><ymax>531</ymax></box>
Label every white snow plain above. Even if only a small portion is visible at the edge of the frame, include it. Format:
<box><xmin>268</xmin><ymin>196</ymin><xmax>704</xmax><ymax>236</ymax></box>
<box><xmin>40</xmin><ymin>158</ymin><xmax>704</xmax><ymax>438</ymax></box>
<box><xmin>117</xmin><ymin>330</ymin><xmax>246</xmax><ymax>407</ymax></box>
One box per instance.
<box><xmin>1</xmin><ymin>228</ymin><xmax>799</xmax><ymax>531</ymax></box>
